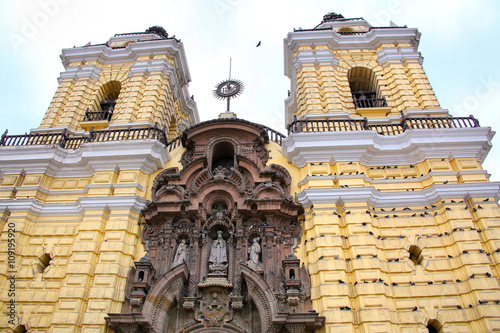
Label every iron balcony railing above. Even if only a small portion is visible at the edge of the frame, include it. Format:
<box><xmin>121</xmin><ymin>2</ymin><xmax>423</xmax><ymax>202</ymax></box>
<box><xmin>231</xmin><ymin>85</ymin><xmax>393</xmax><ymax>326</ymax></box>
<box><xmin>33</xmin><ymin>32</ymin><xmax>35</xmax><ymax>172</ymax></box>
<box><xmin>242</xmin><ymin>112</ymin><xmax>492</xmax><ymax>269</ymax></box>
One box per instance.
<box><xmin>353</xmin><ymin>97</ymin><xmax>388</xmax><ymax>109</ymax></box>
<box><xmin>287</xmin><ymin>115</ymin><xmax>480</xmax><ymax>135</ymax></box>
<box><xmin>82</xmin><ymin>107</ymin><xmax>114</xmax><ymax>122</ymax></box>
<box><xmin>0</xmin><ymin>115</ymin><xmax>481</xmax><ymax>151</ymax></box>
<box><xmin>1</xmin><ymin>125</ymin><xmax>169</xmax><ymax>150</ymax></box>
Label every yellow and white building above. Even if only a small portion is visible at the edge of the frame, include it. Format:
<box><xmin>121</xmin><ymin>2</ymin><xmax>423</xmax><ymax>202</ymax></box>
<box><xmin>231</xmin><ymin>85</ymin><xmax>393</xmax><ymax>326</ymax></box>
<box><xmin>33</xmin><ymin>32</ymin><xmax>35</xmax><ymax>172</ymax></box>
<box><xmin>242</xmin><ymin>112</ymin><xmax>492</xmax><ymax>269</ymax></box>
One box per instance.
<box><xmin>1</xmin><ymin>14</ymin><xmax>499</xmax><ymax>333</ymax></box>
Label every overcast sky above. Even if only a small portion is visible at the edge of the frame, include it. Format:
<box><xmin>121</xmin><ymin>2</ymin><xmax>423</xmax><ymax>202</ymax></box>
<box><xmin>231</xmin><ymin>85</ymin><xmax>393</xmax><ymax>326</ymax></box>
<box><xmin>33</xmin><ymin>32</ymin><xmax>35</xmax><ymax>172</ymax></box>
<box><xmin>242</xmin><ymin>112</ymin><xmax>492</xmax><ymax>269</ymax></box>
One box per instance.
<box><xmin>1</xmin><ymin>0</ymin><xmax>499</xmax><ymax>179</ymax></box>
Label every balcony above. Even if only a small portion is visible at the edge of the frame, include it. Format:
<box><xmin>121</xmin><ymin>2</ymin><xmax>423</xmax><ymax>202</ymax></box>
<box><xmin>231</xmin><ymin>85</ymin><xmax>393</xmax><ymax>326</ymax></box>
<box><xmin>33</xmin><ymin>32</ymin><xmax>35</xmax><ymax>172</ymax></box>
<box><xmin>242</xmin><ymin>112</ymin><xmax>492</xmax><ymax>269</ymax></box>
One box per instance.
<box><xmin>353</xmin><ymin>96</ymin><xmax>388</xmax><ymax>109</ymax></box>
<box><xmin>81</xmin><ymin>106</ymin><xmax>114</xmax><ymax>130</ymax></box>
<box><xmin>352</xmin><ymin>91</ymin><xmax>390</xmax><ymax>118</ymax></box>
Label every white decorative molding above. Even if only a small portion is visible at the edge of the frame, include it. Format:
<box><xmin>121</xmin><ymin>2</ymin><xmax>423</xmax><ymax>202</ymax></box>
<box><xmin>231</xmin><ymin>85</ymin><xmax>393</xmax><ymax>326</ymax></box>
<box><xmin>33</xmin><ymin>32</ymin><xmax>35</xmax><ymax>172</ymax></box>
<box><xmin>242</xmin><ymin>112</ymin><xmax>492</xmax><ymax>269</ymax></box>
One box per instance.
<box><xmin>283</xmin><ymin>127</ymin><xmax>494</xmax><ymax>168</ymax></box>
<box><xmin>284</xmin><ymin>27</ymin><xmax>421</xmax><ymax>79</ymax></box>
<box><xmin>0</xmin><ymin>196</ymin><xmax>148</xmax><ymax>217</ymax></box>
<box><xmin>128</xmin><ymin>59</ymin><xmax>175</xmax><ymax>78</ymax></box>
<box><xmin>58</xmin><ymin>65</ymin><xmax>102</xmax><ymax>84</ymax></box>
<box><xmin>292</xmin><ymin>49</ymin><xmax>339</xmax><ymax>71</ymax></box>
<box><xmin>0</xmin><ymin>140</ymin><xmax>170</xmax><ymax>177</ymax></box>
<box><xmin>377</xmin><ymin>47</ymin><xmax>423</xmax><ymax>67</ymax></box>
<box><xmin>296</xmin><ymin>182</ymin><xmax>500</xmax><ymax>208</ymax></box>
<box><xmin>60</xmin><ymin>39</ymin><xmax>190</xmax><ymax>83</ymax></box>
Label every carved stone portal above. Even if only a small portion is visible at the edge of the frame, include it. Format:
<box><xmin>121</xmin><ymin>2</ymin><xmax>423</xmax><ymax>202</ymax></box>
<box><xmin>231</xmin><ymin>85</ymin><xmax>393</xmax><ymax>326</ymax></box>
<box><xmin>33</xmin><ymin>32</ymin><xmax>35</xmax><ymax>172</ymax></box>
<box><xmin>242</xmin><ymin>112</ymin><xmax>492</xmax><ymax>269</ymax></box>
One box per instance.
<box><xmin>106</xmin><ymin>119</ymin><xmax>324</xmax><ymax>332</ymax></box>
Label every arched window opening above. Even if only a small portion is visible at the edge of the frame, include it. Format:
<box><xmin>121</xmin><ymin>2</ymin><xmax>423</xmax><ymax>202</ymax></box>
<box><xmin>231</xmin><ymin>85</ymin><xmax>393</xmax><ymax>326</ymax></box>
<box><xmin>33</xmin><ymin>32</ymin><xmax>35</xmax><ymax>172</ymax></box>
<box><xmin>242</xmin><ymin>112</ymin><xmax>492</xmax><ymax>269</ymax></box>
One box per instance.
<box><xmin>289</xmin><ymin>269</ymin><xmax>296</xmax><ymax>280</ymax></box>
<box><xmin>85</xmin><ymin>81</ymin><xmax>121</xmax><ymax>122</ymax></box>
<box><xmin>212</xmin><ymin>141</ymin><xmax>235</xmax><ymax>171</ymax></box>
<box><xmin>138</xmin><ymin>271</ymin><xmax>145</xmax><ymax>282</ymax></box>
<box><xmin>348</xmin><ymin>67</ymin><xmax>387</xmax><ymax>108</ymax></box>
<box><xmin>99</xmin><ymin>81</ymin><xmax>121</xmax><ymax>111</ymax></box>
<box><xmin>409</xmin><ymin>245</ymin><xmax>423</xmax><ymax>265</ymax></box>
<box><xmin>37</xmin><ymin>253</ymin><xmax>52</xmax><ymax>273</ymax></box>
<box><xmin>427</xmin><ymin>319</ymin><xmax>442</xmax><ymax>333</ymax></box>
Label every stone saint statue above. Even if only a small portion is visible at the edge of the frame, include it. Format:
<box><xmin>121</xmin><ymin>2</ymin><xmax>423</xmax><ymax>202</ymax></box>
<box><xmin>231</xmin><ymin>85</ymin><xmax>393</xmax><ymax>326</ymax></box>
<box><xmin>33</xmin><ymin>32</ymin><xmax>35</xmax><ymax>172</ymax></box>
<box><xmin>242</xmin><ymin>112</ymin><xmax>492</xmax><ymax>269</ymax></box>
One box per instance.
<box><xmin>172</xmin><ymin>239</ymin><xmax>188</xmax><ymax>267</ymax></box>
<box><xmin>208</xmin><ymin>230</ymin><xmax>228</xmax><ymax>274</ymax></box>
<box><xmin>247</xmin><ymin>237</ymin><xmax>262</xmax><ymax>270</ymax></box>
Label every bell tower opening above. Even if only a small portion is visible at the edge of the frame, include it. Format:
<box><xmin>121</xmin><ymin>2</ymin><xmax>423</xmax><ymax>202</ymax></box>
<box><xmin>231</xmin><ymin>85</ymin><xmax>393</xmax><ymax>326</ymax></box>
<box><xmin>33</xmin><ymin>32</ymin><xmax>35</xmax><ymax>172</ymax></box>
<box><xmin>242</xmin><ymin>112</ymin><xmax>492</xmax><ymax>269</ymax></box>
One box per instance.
<box><xmin>348</xmin><ymin>67</ymin><xmax>387</xmax><ymax>108</ymax></box>
<box><xmin>84</xmin><ymin>81</ymin><xmax>122</xmax><ymax>124</ymax></box>
<box><xmin>96</xmin><ymin>81</ymin><xmax>121</xmax><ymax>112</ymax></box>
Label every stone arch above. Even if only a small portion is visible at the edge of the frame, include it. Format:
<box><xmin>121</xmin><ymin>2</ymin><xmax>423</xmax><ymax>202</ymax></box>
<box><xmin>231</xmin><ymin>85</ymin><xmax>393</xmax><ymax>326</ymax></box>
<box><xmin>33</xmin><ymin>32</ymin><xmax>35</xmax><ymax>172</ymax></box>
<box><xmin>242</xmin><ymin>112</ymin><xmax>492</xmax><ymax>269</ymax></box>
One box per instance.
<box><xmin>141</xmin><ymin>263</ymin><xmax>189</xmax><ymax>332</ymax></box>
<box><xmin>240</xmin><ymin>264</ymin><xmax>280</xmax><ymax>332</ymax></box>
<box><xmin>253</xmin><ymin>181</ymin><xmax>286</xmax><ymax>200</ymax></box>
<box><xmin>425</xmin><ymin>318</ymin><xmax>444</xmax><ymax>333</ymax></box>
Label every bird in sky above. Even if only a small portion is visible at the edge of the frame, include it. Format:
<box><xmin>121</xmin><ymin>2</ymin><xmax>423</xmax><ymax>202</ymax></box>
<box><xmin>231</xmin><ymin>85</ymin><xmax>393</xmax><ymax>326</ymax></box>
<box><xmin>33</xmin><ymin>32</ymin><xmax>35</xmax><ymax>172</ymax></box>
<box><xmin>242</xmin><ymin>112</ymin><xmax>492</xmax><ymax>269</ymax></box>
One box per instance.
<box><xmin>256</xmin><ymin>41</ymin><xmax>261</xmax><ymax>47</ymax></box>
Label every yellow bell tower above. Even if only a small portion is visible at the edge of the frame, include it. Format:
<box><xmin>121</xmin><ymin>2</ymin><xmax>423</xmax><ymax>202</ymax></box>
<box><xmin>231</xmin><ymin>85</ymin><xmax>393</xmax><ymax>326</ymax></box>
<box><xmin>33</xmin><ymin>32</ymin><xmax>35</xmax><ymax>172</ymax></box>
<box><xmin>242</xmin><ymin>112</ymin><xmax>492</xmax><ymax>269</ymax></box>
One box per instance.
<box><xmin>0</xmin><ymin>26</ymin><xmax>199</xmax><ymax>333</ymax></box>
<box><xmin>284</xmin><ymin>12</ymin><xmax>440</xmax><ymax>124</ymax></box>
<box><xmin>39</xmin><ymin>26</ymin><xmax>198</xmax><ymax>137</ymax></box>
<box><xmin>283</xmin><ymin>13</ymin><xmax>500</xmax><ymax>332</ymax></box>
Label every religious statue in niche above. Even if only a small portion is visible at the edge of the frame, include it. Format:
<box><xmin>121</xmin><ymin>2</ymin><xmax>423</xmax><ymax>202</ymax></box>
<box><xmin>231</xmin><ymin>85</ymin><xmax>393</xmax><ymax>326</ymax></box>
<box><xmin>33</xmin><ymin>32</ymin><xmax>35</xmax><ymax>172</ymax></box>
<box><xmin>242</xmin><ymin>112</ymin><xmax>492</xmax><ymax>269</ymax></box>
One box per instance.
<box><xmin>247</xmin><ymin>237</ymin><xmax>262</xmax><ymax>271</ymax></box>
<box><xmin>172</xmin><ymin>239</ymin><xmax>188</xmax><ymax>268</ymax></box>
<box><xmin>208</xmin><ymin>230</ymin><xmax>228</xmax><ymax>275</ymax></box>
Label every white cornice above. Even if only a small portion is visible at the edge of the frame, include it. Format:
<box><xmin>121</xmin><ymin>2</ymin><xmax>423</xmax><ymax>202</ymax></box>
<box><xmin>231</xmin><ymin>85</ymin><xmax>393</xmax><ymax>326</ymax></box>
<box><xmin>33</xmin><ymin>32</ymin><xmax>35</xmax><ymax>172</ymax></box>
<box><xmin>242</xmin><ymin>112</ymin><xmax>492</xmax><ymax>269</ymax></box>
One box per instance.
<box><xmin>292</xmin><ymin>49</ymin><xmax>339</xmax><ymax>72</ymax></box>
<box><xmin>283</xmin><ymin>127</ymin><xmax>494</xmax><ymax>168</ymax></box>
<box><xmin>0</xmin><ymin>140</ymin><xmax>169</xmax><ymax>177</ymax></box>
<box><xmin>296</xmin><ymin>182</ymin><xmax>500</xmax><ymax>208</ymax></box>
<box><xmin>0</xmin><ymin>196</ymin><xmax>148</xmax><ymax>217</ymax></box>
<box><xmin>377</xmin><ymin>47</ymin><xmax>423</xmax><ymax>67</ymax></box>
<box><xmin>58</xmin><ymin>65</ymin><xmax>102</xmax><ymax>84</ymax></box>
<box><xmin>284</xmin><ymin>27</ymin><xmax>421</xmax><ymax>79</ymax></box>
<box><xmin>128</xmin><ymin>59</ymin><xmax>175</xmax><ymax>78</ymax></box>
<box><xmin>61</xmin><ymin>39</ymin><xmax>191</xmax><ymax>86</ymax></box>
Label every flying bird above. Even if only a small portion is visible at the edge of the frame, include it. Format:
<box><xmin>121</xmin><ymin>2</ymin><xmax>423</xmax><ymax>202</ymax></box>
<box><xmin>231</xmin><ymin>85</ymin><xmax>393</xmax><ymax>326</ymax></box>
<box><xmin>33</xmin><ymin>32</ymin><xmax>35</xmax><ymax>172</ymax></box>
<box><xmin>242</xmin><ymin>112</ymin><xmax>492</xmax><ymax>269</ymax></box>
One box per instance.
<box><xmin>256</xmin><ymin>41</ymin><xmax>261</xmax><ymax>47</ymax></box>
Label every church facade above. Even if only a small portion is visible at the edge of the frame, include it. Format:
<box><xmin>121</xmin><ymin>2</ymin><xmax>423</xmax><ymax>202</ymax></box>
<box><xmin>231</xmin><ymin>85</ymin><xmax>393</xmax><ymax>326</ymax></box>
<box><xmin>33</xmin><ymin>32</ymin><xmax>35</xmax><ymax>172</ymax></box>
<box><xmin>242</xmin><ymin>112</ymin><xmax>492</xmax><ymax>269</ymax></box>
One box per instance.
<box><xmin>1</xmin><ymin>14</ymin><xmax>500</xmax><ymax>333</ymax></box>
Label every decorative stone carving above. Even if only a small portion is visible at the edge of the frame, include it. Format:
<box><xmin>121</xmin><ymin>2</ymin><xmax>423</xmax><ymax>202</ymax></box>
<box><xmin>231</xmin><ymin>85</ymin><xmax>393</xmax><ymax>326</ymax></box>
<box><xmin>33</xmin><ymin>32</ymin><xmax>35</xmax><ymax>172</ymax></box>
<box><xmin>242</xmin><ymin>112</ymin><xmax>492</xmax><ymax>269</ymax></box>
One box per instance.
<box><xmin>106</xmin><ymin>119</ymin><xmax>324</xmax><ymax>332</ymax></box>
<box><xmin>197</xmin><ymin>289</ymin><xmax>230</xmax><ymax>327</ymax></box>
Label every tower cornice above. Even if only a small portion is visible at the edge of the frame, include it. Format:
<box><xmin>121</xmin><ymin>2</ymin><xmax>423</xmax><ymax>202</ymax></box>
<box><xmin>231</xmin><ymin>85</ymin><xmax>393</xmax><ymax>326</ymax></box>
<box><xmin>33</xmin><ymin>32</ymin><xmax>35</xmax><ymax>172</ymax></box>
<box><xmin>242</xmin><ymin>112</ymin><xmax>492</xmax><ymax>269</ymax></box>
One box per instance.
<box><xmin>284</xmin><ymin>26</ymin><xmax>421</xmax><ymax>78</ymax></box>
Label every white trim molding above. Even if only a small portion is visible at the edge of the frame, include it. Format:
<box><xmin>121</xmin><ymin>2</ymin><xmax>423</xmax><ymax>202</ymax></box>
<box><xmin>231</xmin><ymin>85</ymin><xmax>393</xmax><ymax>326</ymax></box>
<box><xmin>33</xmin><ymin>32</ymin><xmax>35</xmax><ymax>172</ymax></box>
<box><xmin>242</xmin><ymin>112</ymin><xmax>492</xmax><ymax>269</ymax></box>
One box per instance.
<box><xmin>0</xmin><ymin>195</ymin><xmax>148</xmax><ymax>217</ymax></box>
<box><xmin>377</xmin><ymin>47</ymin><xmax>423</xmax><ymax>67</ymax></box>
<box><xmin>296</xmin><ymin>182</ymin><xmax>500</xmax><ymax>208</ymax></box>
<box><xmin>283</xmin><ymin>127</ymin><xmax>494</xmax><ymax>168</ymax></box>
<box><xmin>0</xmin><ymin>140</ymin><xmax>169</xmax><ymax>177</ymax></box>
<box><xmin>292</xmin><ymin>49</ymin><xmax>339</xmax><ymax>72</ymax></box>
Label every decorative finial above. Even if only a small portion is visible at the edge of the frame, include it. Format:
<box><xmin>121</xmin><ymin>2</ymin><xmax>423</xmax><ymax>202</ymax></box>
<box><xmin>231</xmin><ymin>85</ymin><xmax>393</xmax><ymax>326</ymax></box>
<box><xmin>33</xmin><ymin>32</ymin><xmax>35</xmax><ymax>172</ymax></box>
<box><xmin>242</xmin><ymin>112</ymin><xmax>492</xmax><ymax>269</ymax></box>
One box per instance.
<box><xmin>213</xmin><ymin>58</ymin><xmax>244</xmax><ymax>118</ymax></box>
